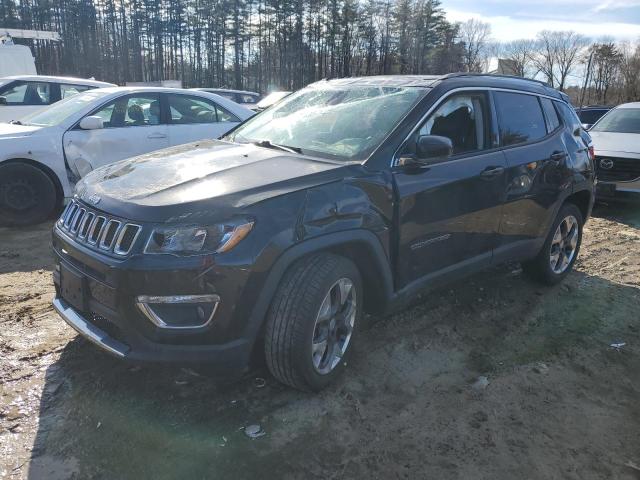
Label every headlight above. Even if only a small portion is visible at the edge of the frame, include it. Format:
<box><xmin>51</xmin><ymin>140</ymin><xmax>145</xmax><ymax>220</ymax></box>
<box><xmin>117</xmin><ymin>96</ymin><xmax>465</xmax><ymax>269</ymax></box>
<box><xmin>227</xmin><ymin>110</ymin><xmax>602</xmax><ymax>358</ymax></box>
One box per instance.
<box><xmin>144</xmin><ymin>220</ymin><xmax>254</xmax><ymax>255</ymax></box>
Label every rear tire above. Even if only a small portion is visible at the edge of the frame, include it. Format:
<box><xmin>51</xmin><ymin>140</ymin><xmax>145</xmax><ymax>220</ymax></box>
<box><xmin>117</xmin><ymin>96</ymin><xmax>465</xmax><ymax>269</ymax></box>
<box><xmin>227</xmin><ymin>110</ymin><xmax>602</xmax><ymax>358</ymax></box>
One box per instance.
<box><xmin>523</xmin><ymin>203</ymin><xmax>583</xmax><ymax>285</ymax></box>
<box><xmin>264</xmin><ymin>253</ymin><xmax>362</xmax><ymax>392</ymax></box>
<box><xmin>0</xmin><ymin>162</ymin><xmax>58</xmax><ymax>227</ymax></box>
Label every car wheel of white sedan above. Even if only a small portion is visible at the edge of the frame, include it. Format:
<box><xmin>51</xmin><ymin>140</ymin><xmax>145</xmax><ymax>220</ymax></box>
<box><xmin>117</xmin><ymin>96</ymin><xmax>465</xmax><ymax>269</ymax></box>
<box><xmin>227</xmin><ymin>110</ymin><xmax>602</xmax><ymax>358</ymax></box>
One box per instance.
<box><xmin>0</xmin><ymin>162</ymin><xmax>58</xmax><ymax>226</ymax></box>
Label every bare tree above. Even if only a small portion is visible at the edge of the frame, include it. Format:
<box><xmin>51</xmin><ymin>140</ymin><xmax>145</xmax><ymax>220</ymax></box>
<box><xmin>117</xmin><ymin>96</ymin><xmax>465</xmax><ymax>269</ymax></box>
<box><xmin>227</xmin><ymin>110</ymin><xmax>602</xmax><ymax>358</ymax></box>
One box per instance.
<box><xmin>533</xmin><ymin>30</ymin><xmax>588</xmax><ymax>90</ymax></box>
<box><xmin>458</xmin><ymin>18</ymin><xmax>491</xmax><ymax>72</ymax></box>
<box><xmin>589</xmin><ymin>41</ymin><xmax>622</xmax><ymax>104</ymax></box>
<box><xmin>501</xmin><ymin>39</ymin><xmax>537</xmax><ymax>77</ymax></box>
<box><xmin>618</xmin><ymin>40</ymin><xmax>640</xmax><ymax>102</ymax></box>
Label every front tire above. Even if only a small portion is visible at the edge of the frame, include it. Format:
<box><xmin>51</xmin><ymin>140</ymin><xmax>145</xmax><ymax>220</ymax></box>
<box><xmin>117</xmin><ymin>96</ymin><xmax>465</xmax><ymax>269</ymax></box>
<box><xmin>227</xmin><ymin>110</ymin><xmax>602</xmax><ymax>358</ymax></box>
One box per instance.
<box><xmin>0</xmin><ymin>163</ymin><xmax>58</xmax><ymax>226</ymax></box>
<box><xmin>524</xmin><ymin>203</ymin><xmax>583</xmax><ymax>285</ymax></box>
<box><xmin>264</xmin><ymin>253</ymin><xmax>362</xmax><ymax>392</ymax></box>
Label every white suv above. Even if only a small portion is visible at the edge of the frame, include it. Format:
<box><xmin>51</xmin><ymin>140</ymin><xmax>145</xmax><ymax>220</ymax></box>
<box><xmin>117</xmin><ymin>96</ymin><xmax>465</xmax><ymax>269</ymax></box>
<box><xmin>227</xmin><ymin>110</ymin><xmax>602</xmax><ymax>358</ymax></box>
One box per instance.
<box><xmin>0</xmin><ymin>75</ymin><xmax>115</xmax><ymax>122</ymax></box>
<box><xmin>589</xmin><ymin>102</ymin><xmax>640</xmax><ymax>200</ymax></box>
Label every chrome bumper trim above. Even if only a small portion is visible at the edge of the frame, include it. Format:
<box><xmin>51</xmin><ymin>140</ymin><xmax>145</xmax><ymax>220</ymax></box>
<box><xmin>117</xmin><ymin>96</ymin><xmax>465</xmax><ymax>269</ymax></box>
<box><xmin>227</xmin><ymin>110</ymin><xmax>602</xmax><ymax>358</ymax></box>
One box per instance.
<box><xmin>53</xmin><ymin>297</ymin><xmax>129</xmax><ymax>358</ymax></box>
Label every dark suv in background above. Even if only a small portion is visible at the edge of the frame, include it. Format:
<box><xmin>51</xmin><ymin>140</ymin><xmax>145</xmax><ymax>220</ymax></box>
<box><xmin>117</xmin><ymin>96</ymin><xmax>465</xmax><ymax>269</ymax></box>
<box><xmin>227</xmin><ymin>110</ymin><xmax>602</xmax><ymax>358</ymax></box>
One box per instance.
<box><xmin>52</xmin><ymin>74</ymin><xmax>595</xmax><ymax>391</ymax></box>
<box><xmin>575</xmin><ymin>105</ymin><xmax>611</xmax><ymax>130</ymax></box>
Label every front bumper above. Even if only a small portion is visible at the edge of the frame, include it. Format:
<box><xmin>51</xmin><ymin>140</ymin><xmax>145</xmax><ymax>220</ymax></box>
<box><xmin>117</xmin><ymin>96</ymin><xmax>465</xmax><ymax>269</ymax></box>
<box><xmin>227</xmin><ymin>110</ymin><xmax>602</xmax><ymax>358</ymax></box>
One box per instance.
<box><xmin>52</xmin><ymin>225</ymin><xmax>256</xmax><ymax>371</ymax></box>
<box><xmin>597</xmin><ymin>177</ymin><xmax>640</xmax><ymax>201</ymax></box>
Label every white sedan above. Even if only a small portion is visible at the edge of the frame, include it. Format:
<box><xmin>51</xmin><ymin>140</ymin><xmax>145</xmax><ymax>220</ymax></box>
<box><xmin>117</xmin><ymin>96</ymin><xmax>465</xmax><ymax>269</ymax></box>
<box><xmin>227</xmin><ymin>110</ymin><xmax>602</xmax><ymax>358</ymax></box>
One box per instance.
<box><xmin>0</xmin><ymin>87</ymin><xmax>254</xmax><ymax>225</ymax></box>
<box><xmin>0</xmin><ymin>75</ymin><xmax>116</xmax><ymax>122</ymax></box>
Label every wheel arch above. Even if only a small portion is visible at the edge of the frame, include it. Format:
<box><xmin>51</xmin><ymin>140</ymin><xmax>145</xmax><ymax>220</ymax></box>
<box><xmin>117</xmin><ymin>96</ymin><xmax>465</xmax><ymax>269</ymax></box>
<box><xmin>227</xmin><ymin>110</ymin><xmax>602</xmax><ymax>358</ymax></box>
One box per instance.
<box><xmin>1</xmin><ymin>157</ymin><xmax>65</xmax><ymax>211</ymax></box>
<box><xmin>565</xmin><ymin>188</ymin><xmax>593</xmax><ymax>222</ymax></box>
<box><xmin>243</xmin><ymin>230</ymin><xmax>394</xmax><ymax>361</ymax></box>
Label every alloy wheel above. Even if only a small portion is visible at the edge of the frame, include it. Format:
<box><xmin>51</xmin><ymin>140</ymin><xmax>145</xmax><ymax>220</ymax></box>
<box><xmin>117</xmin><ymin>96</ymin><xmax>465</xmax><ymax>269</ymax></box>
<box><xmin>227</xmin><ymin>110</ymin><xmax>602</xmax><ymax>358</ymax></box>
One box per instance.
<box><xmin>311</xmin><ymin>277</ymin><xmax>356</xmax><ymax>375</ymax></box>
<box><xmin>549</xmin><ymin>215</ymin><xmax>579</xmax><ymax>274</ymax></box>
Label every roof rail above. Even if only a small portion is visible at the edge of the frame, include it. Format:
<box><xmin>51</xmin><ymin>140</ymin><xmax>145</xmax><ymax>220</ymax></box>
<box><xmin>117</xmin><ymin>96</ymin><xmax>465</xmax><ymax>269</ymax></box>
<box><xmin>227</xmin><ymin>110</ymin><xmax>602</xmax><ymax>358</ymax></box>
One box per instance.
<box><xmin>442</xmin><ymin>72</ymin><xmax>550</xmax><ymax>88</ymax></box>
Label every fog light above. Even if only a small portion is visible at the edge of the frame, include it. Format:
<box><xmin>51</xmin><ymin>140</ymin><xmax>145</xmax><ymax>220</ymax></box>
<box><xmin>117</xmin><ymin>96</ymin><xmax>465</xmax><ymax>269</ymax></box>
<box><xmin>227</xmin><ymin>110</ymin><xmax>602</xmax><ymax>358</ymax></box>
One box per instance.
<box><xmin>135</xmin><ymin>294</ymin><xmax>220</xmax><ymax>330</ymax></box>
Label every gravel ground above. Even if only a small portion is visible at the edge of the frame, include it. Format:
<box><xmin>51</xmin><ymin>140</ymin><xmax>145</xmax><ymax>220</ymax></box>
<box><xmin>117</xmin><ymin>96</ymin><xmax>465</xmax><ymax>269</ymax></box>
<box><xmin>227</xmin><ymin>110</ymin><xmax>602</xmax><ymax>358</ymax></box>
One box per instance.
<box><xmin>1</xmin><ymin>204</ymin><xmax>639</xmax><ymax>480</ymax></box>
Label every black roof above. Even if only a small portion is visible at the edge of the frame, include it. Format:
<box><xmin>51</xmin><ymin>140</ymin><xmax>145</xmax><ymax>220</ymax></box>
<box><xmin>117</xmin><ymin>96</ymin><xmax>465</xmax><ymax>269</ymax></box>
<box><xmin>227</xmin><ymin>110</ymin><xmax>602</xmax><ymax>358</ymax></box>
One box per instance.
<box><xmin>314</xmin><ymin>73</ymin><xmax>568</xmax><ymax>102</ymax></box>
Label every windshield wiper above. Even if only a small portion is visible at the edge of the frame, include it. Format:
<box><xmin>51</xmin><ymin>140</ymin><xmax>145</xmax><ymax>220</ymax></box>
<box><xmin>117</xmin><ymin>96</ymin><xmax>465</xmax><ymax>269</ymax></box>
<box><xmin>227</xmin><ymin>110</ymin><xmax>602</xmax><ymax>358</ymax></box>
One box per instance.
<box><xmin>252</xmin><ymin>139</ymin><xmax>303</xmax><ymax>154</ymax></box>
<box><xmin>9</xmin><ymin>120</ymin><xmax>23</xmax><ymax>125</ymax></box>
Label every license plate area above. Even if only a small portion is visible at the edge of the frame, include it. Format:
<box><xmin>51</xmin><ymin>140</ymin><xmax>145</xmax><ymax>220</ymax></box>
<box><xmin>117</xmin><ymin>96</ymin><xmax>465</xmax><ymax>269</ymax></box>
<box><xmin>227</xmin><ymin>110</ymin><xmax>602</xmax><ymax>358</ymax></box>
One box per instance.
<box><xmin>60</xmin><ymin>264</ymin><xmax>86</xmax><ymax>312</ymax></box>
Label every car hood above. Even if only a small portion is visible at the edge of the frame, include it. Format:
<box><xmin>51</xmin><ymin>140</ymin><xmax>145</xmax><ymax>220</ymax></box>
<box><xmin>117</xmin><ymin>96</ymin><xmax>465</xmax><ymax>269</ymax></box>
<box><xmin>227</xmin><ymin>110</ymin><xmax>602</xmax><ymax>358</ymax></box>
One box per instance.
<box><xmin>77</xmin><ymin>140</ymin><xmax>351</xmax><ymax>222</ymax></box>
<box><xmin>0</xmin><ymin>123</ymin><xmax>42</xmax><ymax>138</ymax></box>
<box><xmin>589</xmin><ymin>131</ymin><xmax>640</xmax><ymax>155</ymax></box>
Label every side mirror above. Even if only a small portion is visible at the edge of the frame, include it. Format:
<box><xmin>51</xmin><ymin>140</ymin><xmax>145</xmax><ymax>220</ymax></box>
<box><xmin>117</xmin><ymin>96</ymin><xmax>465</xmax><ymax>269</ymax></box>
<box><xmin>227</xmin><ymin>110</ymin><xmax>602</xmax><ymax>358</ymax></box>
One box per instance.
<box><xmin>0</xmin><ymin>97</ymin><xmax>7</xmax><ymax>106</ymax></box>
<box><xmin>79</xmin><ymin>116</ymin><xmax>104</xmax><ymax>130</ymax></box>
<box><xmin>400</xmin><ymin>135</ymin><xmax>453</xmax><ymax>166</ymax></box>
<box><xmin>416</xmin><ymin>135</ymin><xmax>453</xmax><ymax>160</ymax></box>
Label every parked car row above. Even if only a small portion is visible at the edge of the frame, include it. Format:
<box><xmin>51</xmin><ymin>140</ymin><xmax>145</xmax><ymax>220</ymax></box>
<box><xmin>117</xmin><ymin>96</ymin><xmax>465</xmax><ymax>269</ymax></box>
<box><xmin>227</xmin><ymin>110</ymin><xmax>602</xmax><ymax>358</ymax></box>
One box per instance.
<box><xmin>0</xmin><ymin>76</ymin><xmax>298</xmax><ymax>226</ymax></box>
<box><xmin>0</xmin><ymin>82</ymin><xmax>258</xmax><ymax>225</ymax></box>
<box><xmin>50</xmin><ymin>73</ymin><xmax>603</xmax><ymax>392</ymax></box>
<box><xmin>0</xmin><ymin>75</ymin><xmax>116</xmax><ymax>122</ymax></box>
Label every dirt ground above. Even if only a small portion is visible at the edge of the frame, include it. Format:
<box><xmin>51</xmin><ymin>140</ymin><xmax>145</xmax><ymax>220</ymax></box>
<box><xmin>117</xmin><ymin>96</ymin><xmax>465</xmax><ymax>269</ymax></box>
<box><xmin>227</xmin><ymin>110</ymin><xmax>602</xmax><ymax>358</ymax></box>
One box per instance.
<box><xmin>1</xmin><ymin>203</ymin><xmax>639</xmax><ymax>480</ymax></box>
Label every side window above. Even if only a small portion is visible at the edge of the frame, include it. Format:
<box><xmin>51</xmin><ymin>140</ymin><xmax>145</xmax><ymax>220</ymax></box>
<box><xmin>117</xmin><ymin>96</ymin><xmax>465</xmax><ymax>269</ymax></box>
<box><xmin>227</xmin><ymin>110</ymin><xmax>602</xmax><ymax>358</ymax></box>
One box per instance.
<box><xmin>540</xmin><ymin>98</ymin><xmax>560</xmax><ymax>132</ymax></box>
<box><xmin>0</xmin><ymin>81</ymin><xmax>51</xmax><ymax>105</ymax></box>
<box><xmin>556</xmin><ymin>101</ymin><xmax>582</xmax><ymax>136</ymax></box>
<box><xmin>60</xmin><ymin>84</ymin><xmax>92</xmax><ymax>99</ymax></box>
<box><xmin>215</xmin><ymin>104</ymin><xmax>240</xmax><ymax>123</ymax></box>
<box><xmin>169</xmin><ymin>95</ymin><xmax>219</xmax><ymax>124</ymax></box>
<box><xmin>494</xmin><ymin>92</ymin><xmax>546</xmax><ymax>146</ymax></box>
<box><xmin>90</xmin><ymin>94</ymin><xmax>160</xmax><ymax>128</ymax></box>
<box><xmin>418</xmin><ymin>92</ymin><xmax>490</xmax><ymax>155</ymax></box>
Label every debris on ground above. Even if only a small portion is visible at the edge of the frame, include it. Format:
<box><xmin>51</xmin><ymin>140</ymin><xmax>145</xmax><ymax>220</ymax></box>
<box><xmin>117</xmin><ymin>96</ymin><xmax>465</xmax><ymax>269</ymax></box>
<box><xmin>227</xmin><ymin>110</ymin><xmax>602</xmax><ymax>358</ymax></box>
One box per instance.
<box><xmin>533</xmin><ymin>363</ymin><xmax>549</xmax><ymax>374</ymax></box>
<box><xmin>244</xmin><ymin>424</ymin><xmax>266</xmax><ymax>439</ymax></box>
<box><xmin>471</xmin><ymin>376</ymin><xmax>489</xmax><ymax>390</ymax></box>
<box><xmin>610</xmin><ymin>342</ymin><xmax>626</xmax><ymax>351</ymax></box>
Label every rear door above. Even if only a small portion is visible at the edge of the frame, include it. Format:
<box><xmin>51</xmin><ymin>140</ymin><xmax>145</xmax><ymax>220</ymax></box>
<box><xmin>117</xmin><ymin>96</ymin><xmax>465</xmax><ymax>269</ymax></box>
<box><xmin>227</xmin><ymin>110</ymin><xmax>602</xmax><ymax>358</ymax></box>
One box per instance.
<box><xmin>165</xmin><ymin>93</ymin><xmax>242</xmax><ymax>145</ymax></box>
<box><xmin>63</xmin><ymin>93</ymin><xmax>168</xmax><ymax>177</ymax></box>
<box><xmin>493</xmin><ymin>91</ymin><xmax>572</xmax><ymax>262</ymax></box>
<box><xmin>393</xmin><ymin>90</ymin><xmax>507</xmax><ymax>288</ymax></box>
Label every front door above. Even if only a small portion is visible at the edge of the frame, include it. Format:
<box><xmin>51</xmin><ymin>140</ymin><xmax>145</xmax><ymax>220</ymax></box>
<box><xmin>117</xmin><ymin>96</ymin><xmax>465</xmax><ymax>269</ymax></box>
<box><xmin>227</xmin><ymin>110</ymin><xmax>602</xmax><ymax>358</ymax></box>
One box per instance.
<box><xmin>393</xmin><ymin>91</ymin><xmax>506</xmax><ymax>288</ymax></box>
<box><xmin>63</xmin><ymin>93</ymin><xmax>168</xmax><ymax>177</ymax></box>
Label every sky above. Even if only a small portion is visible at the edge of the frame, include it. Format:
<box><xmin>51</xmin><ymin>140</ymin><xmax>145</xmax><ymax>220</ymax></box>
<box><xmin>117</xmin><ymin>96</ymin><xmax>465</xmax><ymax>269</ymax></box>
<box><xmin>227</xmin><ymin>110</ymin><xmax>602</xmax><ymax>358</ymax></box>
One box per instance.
<box><xmin>442</xmin><ymin>0</ymin><xmax>640</xmax><ymax>42</ymax></box>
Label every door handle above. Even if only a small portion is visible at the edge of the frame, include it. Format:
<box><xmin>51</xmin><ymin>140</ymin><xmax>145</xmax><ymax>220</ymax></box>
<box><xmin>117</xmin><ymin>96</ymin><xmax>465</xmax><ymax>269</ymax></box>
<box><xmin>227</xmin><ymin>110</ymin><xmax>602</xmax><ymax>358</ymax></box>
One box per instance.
<box><xmin>147</xmin><ymin>133</ymin><xmax>167</xmax><ymax>139</ymax></box>
<box><xmin>549</xmin><ymin>151</ymin><xmax>568</xmax><ymax>162</ymax></box>
<box><xmin>480</xmin><ymin>166</ymin><xmax>505</xmax><ymax>178</ymax></box>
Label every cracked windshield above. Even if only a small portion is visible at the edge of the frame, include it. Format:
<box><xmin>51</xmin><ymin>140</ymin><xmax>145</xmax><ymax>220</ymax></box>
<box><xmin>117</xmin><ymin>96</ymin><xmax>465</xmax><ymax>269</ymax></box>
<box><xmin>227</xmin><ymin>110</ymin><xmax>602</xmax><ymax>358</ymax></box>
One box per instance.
<box><xmin>228</xmin><ymin>85</ymin><xmax>424</xmax><ymax>160</ymax></box>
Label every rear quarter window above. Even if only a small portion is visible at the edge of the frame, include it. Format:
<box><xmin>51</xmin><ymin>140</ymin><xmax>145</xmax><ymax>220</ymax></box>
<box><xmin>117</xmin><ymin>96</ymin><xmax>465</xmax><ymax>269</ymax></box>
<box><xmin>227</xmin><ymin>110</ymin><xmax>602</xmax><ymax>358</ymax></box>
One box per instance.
<box><xmin>556</xmin><ymin>101</ymin><xmax>582</xmax><ymax>136</ymax></box>
<box><xmin>540</xmin><ymin>98</ymin><xmax>560</xmax><ymax>132</ymax></box>
<box><xmin>494</xmin><ymin>91</ymin><xmax>547</xmax><ymax>146</ymax></box>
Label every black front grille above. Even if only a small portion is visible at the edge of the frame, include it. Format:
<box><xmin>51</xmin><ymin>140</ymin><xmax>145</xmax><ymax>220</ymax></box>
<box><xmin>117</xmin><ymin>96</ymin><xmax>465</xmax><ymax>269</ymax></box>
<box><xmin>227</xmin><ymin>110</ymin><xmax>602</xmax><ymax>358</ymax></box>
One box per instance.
<box><xmin>596</xmin><ymin>156</ymin><xmax>640</xmax><ymax>182</ymax></box>
<box><xmin>57</xmin><ymin>200</ymin><xmax>142</xmax><ymax>256</ymax></box>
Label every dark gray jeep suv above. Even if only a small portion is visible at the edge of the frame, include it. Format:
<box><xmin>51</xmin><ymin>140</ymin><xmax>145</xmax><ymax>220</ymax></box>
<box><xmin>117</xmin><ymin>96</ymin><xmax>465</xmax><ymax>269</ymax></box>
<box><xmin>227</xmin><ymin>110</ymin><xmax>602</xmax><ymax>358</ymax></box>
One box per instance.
<box><xmin>52</xmin><ymin>74</ymin><xmax>595</xmax><ymax>391</ymax></box>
